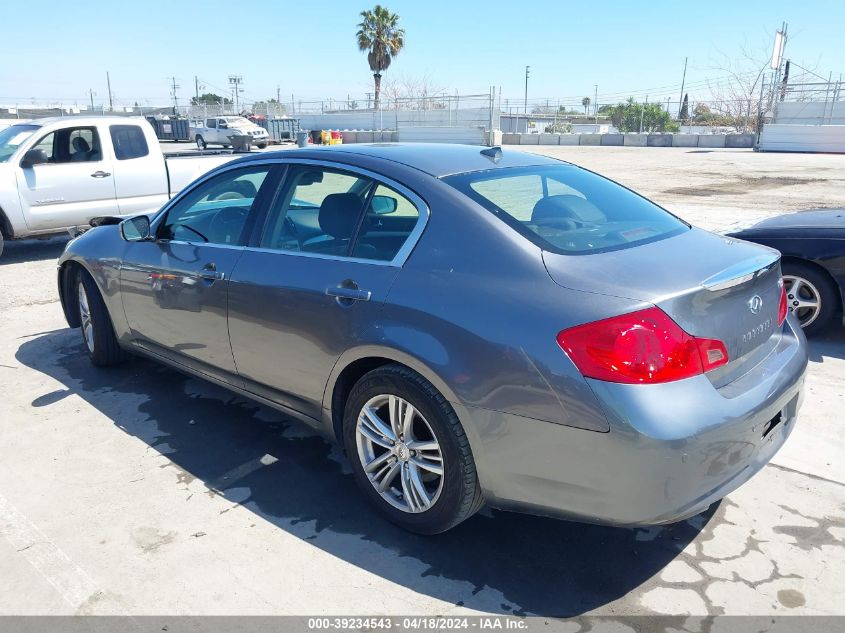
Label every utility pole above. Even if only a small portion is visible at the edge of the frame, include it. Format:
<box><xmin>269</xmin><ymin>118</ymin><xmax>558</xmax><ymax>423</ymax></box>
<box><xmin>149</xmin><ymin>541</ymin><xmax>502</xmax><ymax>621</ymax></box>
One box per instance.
<box><xmin>169</xmin><ymin>76</ymin><xmax>180</xmax><ymax>110</ymax></box>
<box><xmin>594</xmin><ymin>84</ymin><xmax>598</xmax><ymax>132</ymax></box>
<box><xmin>677</xmin><ymin>57</ymin><xmax>688</xmax><ymax>118</ymax></box>
<box><xmin>524</xmin><ymin>65</ymin><xmax>530</xmax><ymax>114</ymax></box>
<box><xmin>195</xmin><ymin>76</ymin><xmax>200</xmax><ymax>103</ymax></box>
<box><xmin>106</xmin><ymin>72</ymin><xmax>113</xmax><ymax>111</ymax></box>
<box><xmin>228</xmin><ymin>75</ymin><xmax>243</xmax><ymax>112</ymax></box>
<box><xmin>639</xmin><ymin>95</ymin><xmax>648</xmax><ymax>133</ymax></box>
<box><xmin>89</xmin><ymin>89</ymin><xmax>96</xmax><ymax>111</ymax></box>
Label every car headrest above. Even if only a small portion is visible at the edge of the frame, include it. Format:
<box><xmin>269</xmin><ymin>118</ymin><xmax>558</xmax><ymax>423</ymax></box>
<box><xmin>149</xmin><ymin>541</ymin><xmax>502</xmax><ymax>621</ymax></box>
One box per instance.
<box><xmin>72</xmin><ymin>137</ymin><xmax>91</xmax><ymax>153</ymax></box>
<box><xmin>531</xmin><ymin>194</ymin><xmax>606</xmax><ymax>225</ymax></box>
<box><xmin>319</xmin><ymin>193</ymin><xmax>363</xmax><ymax>240</ymax></box>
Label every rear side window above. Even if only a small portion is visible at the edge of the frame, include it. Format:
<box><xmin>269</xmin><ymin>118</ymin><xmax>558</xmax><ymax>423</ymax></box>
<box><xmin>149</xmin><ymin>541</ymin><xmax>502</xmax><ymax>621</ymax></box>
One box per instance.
<box><xmin>443</xmin><ymin>165</ymin><xmax>688</xmax><ymax>255</ymax></box>
<box><xmin>260</xmin><ymin>165</ymin><xmax>422</xmax><ymax>262</ymax></box>
<box><xmin>110</xmin><ymin>125</ymin><xmax>149</xmax><ymax>160</ymax></box>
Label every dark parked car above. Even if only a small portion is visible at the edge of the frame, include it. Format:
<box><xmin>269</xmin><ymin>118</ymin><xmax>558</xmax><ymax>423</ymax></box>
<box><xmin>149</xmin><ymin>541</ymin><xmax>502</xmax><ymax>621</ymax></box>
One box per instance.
<box><xmin>57</xmin><ymin>144</ymin><xmax>807</xmax><ymax>534</ymax></box>
<box><xmin>728</xmin><ymin>209</ymin><xmax>845</xmax><ymax>336</ymax></box>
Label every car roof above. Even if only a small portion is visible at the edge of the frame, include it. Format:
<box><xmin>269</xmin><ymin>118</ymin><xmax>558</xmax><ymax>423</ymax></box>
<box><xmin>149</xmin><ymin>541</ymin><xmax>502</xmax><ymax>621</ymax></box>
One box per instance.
<box><xmin>240</xmin><ymin>143</ymin><xmax>565</xmax><ymax>178</ymax></box>
<box><xmin>6</xmin><ymin>116</ymin><xmax>146</xmax><ymax>128</ymax></box>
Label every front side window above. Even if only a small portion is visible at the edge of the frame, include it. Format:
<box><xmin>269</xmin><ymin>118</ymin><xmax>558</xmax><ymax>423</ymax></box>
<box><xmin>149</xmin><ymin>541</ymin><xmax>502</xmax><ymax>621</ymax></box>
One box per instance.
<box><xmin>160</xmin><ymin>166</ymin><xmax>271</xmax><ymax>245</ymax></box>
<box><xmin>260</xmin><ymin>166</ymin><xmax>421</xmax><ymax>262</ymax></box>
<box><xmin>260</xmin><ymin>167</ymin><xmax>371</xmax><ymax>256</ymax></box>
<box><xmin>110</xmin><ymin>125</ymin><xmax>149</xmax><ymax>160</ymax></box>
<box><xmin>26</xmin><ymin>126</ymin><xmax>102</xmax><ymax>164</ymax></box>
<box><xmin>443</xmin><ymin>165</ymin><xmax>688</xmax><ymax>255</ymax></box>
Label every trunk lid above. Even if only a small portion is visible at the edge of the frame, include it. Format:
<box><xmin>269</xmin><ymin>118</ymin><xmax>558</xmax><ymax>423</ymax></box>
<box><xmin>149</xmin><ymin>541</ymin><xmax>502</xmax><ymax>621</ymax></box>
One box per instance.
<box><xmin>542</xmin><ymin>228</ymin><xmax>782</xmax><ymax>386</ymax></box>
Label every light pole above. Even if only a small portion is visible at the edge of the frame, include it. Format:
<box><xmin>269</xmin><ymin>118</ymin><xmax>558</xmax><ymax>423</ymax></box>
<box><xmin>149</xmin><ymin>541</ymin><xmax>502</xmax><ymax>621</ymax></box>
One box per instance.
<box><xmin>524</xmin><ymin>65</ymin><xmax>530</xmax><ymax>114</ymax></box>
<box><xmin>594</xmin><ymin>84</ymin><xmax>598</xmax><ymax>132</ymax></box>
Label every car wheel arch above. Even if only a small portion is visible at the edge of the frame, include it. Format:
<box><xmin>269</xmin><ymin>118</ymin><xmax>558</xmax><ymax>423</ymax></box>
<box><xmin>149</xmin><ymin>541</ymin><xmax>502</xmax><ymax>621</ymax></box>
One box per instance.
<box><xmin>324</xmin><ymin>347</ymin><xmax>492</xmax><ymax>492</ymax></box>
<box><xmin>0</xmin><ymin>206</ymin><xmax>12</xmax><ymax>240</ymax></box>
<box><xmin>59</xmin><ymin>260</ymin><xmax>86</xmax><ymax>327</ymax></box>
<box><xmin>780</xmin><ymin>255</ymin><xmax>844</xmax><ymax>316</ymax></box>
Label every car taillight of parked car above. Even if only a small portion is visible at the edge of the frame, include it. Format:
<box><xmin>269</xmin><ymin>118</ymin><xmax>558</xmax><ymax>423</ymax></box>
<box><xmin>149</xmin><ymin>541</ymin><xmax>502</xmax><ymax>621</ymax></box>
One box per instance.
<box><xmin>557</xmin><ymin>307</ymin><xmax>729</xmax><ymax>384</ymax></box>
<box><xmin>778</xmin><ymin>279</ymin><xmax>788</xmax><ymax>326</ymax></box>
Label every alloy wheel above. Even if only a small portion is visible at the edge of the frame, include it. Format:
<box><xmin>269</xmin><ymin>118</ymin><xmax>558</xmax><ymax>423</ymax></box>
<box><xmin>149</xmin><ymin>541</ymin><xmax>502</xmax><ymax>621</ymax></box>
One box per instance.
<box><xmin>78</xmin><ymin>281</ymin><xmax>95</xmax><ymax>353</ymax></box>
<box><xmin>355</xmin><ymin>394</ymin><xmax>444</xmax><ymax>514</ymax></box>
<box><xmin>783</xmin><ymin>275</ymin><xmax>821</xmax><ymax>328</ymax></box>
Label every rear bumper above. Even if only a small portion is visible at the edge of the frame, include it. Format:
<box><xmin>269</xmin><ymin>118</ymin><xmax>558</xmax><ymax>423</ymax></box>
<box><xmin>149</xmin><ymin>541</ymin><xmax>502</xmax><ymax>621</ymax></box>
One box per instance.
<box><xmin>468</xmin><ymin>316</ymin><xmax>808</xmax><ymax>526</ymax></box>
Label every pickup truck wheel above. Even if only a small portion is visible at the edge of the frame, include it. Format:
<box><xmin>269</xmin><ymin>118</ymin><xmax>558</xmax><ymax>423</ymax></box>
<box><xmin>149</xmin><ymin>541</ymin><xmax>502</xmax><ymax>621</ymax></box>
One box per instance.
<box><xmin>257</xmin><ymin>143</ymin><xmax>268</xmax><ymax>149</ymax></box>
<box><xmin>343</xmin><ymin>364</ymin><xmax>484</xmax><ymax>534</ymax></box>
<box><xmin>0</xmin><ymin>231</ymin><xmax>4</xmax><ymax>258</ymax></box>
<box><xmin>196</xmin><ymin>135</ymin><xmax>207</xmax><ymax>150</ymax></box>
<box><xmin>76</xmin><ymin>270</ymin><xmax>128</xmax><ymax>366</ymax></box>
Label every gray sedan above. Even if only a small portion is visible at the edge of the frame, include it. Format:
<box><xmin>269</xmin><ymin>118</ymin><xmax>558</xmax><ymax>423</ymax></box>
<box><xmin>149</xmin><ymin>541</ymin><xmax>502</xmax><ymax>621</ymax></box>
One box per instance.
<box><xmin>57</xmin><ymin>144</ymin><xmax>808</xmax><ymax>534</ymax></box>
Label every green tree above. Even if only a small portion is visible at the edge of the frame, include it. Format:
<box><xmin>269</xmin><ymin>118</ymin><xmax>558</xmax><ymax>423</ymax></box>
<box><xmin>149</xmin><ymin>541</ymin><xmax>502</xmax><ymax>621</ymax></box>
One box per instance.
<box><xmin>605</xmin><ymin>98</ymin><xmax>680</xmax><ymax>133</ymax></box>
<box><xmin>190</xmin><ymin>93</ymin><xmax>231</xmax><ymax>106</ymax></box>
<box><xmin>679</xmin><ymin>93</ymin><xmax>689</xmax><ymax>121</ymax></box>
<box><xmin>581</xmin><ymin>96</ymin><xmax>591</xmax><ymax>114</ymax></box>
<box><xmin>356</xmin><ymin>5</ymin><xmax>405</xmax><ymax>110</ymax></box>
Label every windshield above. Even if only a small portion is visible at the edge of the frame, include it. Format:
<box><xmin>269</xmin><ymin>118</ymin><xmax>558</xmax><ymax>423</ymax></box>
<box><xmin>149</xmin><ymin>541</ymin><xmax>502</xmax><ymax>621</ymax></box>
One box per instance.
<box><xmin>0</xmin><ymin>125</ymin><xmax>40</xmax><ymax>163</ymax></box>
<box><xmin>443</xmin><ymin>164</ymin><xmax>688</xmax><ymax>255</ymax></box>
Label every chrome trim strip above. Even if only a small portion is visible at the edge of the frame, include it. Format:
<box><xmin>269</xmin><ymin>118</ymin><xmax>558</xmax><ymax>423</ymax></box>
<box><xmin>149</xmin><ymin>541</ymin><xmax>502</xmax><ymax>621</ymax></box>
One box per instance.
<box><xmin>701</xmin><ymin>252</ymin><xmax>780</xmax><ymax>292</ymax></box>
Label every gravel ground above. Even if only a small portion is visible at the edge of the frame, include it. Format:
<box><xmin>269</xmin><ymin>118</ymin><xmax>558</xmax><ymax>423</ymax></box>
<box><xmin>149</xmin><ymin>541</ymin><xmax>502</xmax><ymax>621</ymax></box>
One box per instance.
<box><xmin>0</xmin><ymin>146</ymin><xmax>843</xmax><ymax>617</ymax></box>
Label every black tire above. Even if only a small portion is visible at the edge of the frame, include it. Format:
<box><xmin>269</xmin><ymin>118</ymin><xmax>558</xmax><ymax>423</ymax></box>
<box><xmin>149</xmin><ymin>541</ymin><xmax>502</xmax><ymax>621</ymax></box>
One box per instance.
<box><xmin>76</xmin><ymin>269</ymin><xmax>129</xmax><ymax>366</ymax></box>
<box><xmin>196</xmin><ymin>135</ymin><xmax>206</xmax><ymax>150</ymax></box>
<box><xmin>343</xmin><ymin>364</ymin><xmax>483</xmax><ymax>534</ymax></box>
<box><xmin>257</xmin><ymin>143</ymin><xmax>267</xmax><ymax>149</ymax></box>
<box><xmin>0</xmin><ymin>231</ymin><xmax>4</xmax><ymax>259</ymax></box>
<box><xmin>782</xmin><ymin>260</ymin><xmax>839</xmax><ymax>337</ymax></box>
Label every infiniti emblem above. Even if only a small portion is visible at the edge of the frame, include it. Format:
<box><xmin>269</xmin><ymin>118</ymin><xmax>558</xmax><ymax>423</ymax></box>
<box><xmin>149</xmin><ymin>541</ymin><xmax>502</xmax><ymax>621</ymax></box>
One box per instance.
<box><xmin>748</xmin><ymin>295</ymin><xmax>763</xmax><ymax>314</ymax></box>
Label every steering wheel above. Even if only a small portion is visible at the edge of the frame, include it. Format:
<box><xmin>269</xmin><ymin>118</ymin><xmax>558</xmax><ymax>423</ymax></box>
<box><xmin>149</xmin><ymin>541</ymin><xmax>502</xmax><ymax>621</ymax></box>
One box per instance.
<box><xmin>208</xmin><ymin>207</ymin><xmax>248</xmax><ymax>244</ymax></box>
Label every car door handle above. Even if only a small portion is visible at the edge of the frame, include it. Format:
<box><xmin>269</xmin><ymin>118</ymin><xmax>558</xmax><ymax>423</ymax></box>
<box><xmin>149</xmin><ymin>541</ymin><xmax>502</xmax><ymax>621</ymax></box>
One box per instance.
<box><xmin>198</xmin><ymin>263</ymin><xmax>224</xmax><ymax>281</ymax></box>
<box><xmin>90</xmin><ymin>171</ymin><xmax>111</xmax><ymax>178</ymax></box>
<box><xmin>326</xmin><ymin>286</ymin><xmax>371</xmax><ymax>302</ymax></box>
<box><xmin>198</xmin><ymin>270</ymin><xmax>225</xmax><ymax>280</ymax></box>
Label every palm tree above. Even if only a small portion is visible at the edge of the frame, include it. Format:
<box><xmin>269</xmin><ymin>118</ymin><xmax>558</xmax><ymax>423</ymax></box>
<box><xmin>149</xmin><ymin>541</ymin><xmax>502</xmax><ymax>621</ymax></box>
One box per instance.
<box><xmin>581</xmin><ymin>96</ymin><xmax>591</xmax><ymax>115</ymax></box>
<box><xmin>356</xmin><ymin>5</ymin><xmax>405</xmax><ymax>110</ymax></box>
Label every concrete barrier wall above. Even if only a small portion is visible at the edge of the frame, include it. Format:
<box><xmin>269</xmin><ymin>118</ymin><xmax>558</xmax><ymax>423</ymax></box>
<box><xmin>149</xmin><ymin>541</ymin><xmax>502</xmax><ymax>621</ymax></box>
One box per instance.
<box><xmin>698</xmin><ymin>134</ymin><xmax>726</xmax><ymax>148</ymax></box>
<box><xmin>725</xmin><ymin>133</ymin><xmax>755</xmax><ymax>148</ymax></box>
<box><xmin>600</xmin><ymin>134</ymin><xmax>624</xmax><ymax>146</ymax></box>
<box><xmin>623</xmin><ymin>134</ymin><xmax>648</xmax><ymax>146</ymax></box>
<box><xmin>647</xmin><ymin>134</ymin><xmax>673</xmax><ymax>147</ymax></box>
<box><xmin>499</xmin><ymin>133</ymin><xmax>743</xmax><ymax>149</ymax></box>
<box><xmin>672</xmin><ymin>134</ymin><xmax>699</xmax><ymax>147</ymax></box>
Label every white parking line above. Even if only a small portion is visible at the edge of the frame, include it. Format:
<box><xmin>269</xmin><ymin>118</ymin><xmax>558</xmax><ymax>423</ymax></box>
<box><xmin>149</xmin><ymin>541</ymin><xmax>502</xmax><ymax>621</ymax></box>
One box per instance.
<box><xmin>0</xmin><ymin>492</ymin><xmax>105</xmax><ymax>611</ymax></box>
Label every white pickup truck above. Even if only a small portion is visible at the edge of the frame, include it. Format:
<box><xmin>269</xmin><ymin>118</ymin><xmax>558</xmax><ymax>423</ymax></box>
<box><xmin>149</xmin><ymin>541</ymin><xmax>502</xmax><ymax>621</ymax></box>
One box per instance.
<box><xmin>0</xmin><ymin>116</ymin><xmax>239</xmax><ymax>249</ymax></box>
<box><xmin>191</xmin><ymin>116</ymin><xmax>270</xmax><ymax>150</ymax></box>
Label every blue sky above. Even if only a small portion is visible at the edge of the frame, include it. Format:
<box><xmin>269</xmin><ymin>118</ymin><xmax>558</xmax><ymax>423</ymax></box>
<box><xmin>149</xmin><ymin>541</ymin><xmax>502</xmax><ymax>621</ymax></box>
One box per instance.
<box><xmin>2</xmin><ymin>0</ymin><xmax>843</xmax><ymax>109</ymax></box>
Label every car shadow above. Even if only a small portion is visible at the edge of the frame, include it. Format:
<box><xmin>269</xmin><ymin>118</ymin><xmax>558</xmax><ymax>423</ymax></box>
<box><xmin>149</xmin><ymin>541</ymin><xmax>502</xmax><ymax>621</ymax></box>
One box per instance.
<box><xmin>807</xmin><ymin>327</ymin><xmax>845</xmax><ymax>363</ymax></box>
<box><xmin>0</xmin><ymin>236</ymin><xmax>69</xmax><ymax>265</ymax></box>
<box><xmin>16</xmin><ymin>329</ymin><xmax>716</xmax><ymax>617</ymax></box>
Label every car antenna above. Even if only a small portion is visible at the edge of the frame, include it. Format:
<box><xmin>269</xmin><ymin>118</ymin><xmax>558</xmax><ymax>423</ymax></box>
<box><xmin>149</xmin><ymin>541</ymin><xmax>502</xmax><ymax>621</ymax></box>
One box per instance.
<box><xmin>480</xmin><ymin>146</ymin><xmax>503</xmax><ymax>163</ymax></box>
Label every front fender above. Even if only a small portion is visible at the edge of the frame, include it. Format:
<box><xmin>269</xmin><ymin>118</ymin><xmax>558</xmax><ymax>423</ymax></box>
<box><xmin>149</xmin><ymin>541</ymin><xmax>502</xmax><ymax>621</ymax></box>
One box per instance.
<box><xmin>57</xmin><ymin>226</ymin><xmax>130</xmax><ymax>338</ymax></box>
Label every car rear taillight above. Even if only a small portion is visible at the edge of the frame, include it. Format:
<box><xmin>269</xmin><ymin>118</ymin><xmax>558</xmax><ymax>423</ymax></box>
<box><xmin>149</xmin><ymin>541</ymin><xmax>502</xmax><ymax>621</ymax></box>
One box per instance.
<box><xmin>778</xmin><ymin>279</ymin><xmax>788</xmax><ymax>326</ymax></box>
<box><xmin>557</xmin><ymin>307</ymin><xmax>729</xmax><ymax>384</ymax></box>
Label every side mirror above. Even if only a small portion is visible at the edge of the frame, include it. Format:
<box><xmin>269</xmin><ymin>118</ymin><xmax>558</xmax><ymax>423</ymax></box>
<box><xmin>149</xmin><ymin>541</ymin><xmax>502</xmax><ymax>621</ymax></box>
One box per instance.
<box><xmin>20</xmin><ymin>149</ymin><xmax>48</xmax><ymax>168</ymax></box>
<box><xmin>120</xmin><ymin>215</ymin><xmax>152</xmax><ymax>242</ymax></box>
<box><xmin>370</xmin><ymin>195</ymin><xmax>398</xmax><ymax>215</ymax></box>
<box><xmin>219</xmin><ymin>122</ymin><xmax>228</xmax><ymax>129</ymax></box>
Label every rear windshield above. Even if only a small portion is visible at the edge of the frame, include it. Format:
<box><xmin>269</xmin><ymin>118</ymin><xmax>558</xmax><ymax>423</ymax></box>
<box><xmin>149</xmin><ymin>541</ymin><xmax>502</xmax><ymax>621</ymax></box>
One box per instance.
<box><xmin>443</xmin><ymin>165</ymin><xmax>688</xmax><ymax>255</ymax></box>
